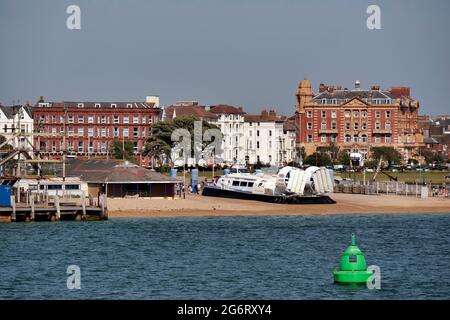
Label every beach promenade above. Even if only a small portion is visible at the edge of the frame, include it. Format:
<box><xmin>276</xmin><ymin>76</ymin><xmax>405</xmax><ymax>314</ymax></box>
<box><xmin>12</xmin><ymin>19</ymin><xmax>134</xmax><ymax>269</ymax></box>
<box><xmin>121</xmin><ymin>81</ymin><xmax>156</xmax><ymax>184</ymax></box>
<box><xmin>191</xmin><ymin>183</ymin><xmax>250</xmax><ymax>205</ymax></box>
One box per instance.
<box><xmin>107</xmin><ymin>193</ymin><xmax>450</xmax><ymax>218</ymax></box>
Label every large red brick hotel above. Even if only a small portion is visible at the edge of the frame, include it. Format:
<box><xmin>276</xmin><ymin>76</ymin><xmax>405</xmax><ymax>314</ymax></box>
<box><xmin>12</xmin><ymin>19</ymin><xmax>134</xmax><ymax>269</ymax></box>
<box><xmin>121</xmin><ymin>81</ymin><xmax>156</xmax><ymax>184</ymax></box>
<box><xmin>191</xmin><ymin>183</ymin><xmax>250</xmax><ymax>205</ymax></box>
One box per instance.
<box><xmin>295</xmin><ymin>79</ymin><xmax>424</xmax><ymax>163</ymax></box>
<box><xmin>33</xmin><ymin>96</ymin><xmax>161</xmax><ymax>166</ymax></box>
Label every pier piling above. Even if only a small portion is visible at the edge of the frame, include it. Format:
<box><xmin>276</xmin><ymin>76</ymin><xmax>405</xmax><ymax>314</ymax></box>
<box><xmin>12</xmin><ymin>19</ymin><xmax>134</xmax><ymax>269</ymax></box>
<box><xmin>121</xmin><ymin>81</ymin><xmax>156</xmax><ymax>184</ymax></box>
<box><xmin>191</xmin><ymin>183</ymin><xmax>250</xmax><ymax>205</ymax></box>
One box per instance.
<box><xmin>10</xmin><ymin>195</ymin><xmax>16</xmax><ymax>222</ymax></box>
<box><xmin>55</xmin><ymin>196</ymin><xmax>61</xmax><ymax>221</ymax></box>
<box><xmin>81</xmin><ymin>191</ymin><xmax>86</xmax><ymax>220</ymax></box>
<box><xmin>30</xmin><ymin>196</ymin><xmax>35</xmax><ymax>221</ymax></box>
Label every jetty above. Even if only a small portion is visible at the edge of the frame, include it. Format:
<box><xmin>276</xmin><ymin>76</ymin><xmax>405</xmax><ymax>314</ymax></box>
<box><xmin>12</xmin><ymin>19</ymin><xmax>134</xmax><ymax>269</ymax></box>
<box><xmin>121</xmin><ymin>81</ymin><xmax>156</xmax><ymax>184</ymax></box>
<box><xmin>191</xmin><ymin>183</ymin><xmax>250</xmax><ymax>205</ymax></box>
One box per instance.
<box><xmin>0</xmin><ymin>191</ymin><xmax>108</xmax><ymax>222</ymax></box>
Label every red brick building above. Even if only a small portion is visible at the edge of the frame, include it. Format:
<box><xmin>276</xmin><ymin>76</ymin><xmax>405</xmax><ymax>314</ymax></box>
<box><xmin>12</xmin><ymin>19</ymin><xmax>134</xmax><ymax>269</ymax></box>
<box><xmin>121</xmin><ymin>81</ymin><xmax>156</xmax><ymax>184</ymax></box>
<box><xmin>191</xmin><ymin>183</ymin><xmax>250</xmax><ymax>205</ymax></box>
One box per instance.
<box><xmin>33</xmin><ymin>98</ymin><xmax>161</xmax><ymax>166</ymax></box>
<box><xmin>295</xmin><ymin>79</ymin><xmax>424</xmax><ymax>163</ymax></box>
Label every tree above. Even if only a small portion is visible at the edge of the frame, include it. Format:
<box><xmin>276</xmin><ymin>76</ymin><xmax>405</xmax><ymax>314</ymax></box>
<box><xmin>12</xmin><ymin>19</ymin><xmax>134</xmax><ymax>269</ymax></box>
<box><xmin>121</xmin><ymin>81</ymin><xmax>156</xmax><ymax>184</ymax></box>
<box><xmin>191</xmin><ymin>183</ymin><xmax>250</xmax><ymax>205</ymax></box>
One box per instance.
<box><xmin>296</xmin><ymin>146</ymin><xmax>307</xmax><ymax>165</ymax></box>
<box><xmin>110</xmin><ymin>140</ymin><xmax>135</xmax><ymax>162</ymax></box>
<box><xmin>433</xmin><ymin>153</ymin><xmax>445</xmax><ymax>165</ymax></box>
<box><xmin>363</xmin><ymin>159</ymin><xmax>379</xmax><ymax>168</ymax></box>
<box><xmin>318</xmin><ymin>142</ymin><xmax>340</xmax><ymax>163</ymax></box>
<box><xmin>143</xmin><ymin>115</ymin><xmax>220</xmax><ymax>167</ymax></box>
<box><xmin>303</xmin><ymin>152</ymin><xmax>332</xmax><ymax>167</ymax></box>
<box><xmin>337</xmin><ymin>150</ymin><xmax>351</xmax><ymax>165</ymax></box>
<box><xmin>0</xmin><ymin>135</ymin><xmax>13</xmax><ymax>150</ymax></box>
<box><xmin>419</xmin><ymin>148</ymin><xmax>434</xmax><ymax>165</ymax></box>
<box><xmin>371</xmin><ymin>147</ymin><xmax>402</xmax><ymax>165</ymax></box>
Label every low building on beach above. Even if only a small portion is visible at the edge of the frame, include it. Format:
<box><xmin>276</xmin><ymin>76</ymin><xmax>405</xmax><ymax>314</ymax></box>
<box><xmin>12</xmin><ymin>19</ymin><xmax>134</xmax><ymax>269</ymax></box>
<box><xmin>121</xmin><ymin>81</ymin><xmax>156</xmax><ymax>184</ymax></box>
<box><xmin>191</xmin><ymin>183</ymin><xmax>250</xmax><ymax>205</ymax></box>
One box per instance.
<box><xmin>66</xmin><ymin>159</ymin><xmax>180</xmax><ymax>199</ymax></box>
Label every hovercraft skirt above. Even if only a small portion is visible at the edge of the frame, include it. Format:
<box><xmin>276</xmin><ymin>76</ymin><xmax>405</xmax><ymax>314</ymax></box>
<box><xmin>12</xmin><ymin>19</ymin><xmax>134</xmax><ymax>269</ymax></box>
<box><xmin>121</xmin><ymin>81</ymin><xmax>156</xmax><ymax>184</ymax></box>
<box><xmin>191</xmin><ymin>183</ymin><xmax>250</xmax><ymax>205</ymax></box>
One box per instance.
<box><xmin>201</xmin><ymin>187</ymin><xmax>335</xmax><ymax>204</ymax></box>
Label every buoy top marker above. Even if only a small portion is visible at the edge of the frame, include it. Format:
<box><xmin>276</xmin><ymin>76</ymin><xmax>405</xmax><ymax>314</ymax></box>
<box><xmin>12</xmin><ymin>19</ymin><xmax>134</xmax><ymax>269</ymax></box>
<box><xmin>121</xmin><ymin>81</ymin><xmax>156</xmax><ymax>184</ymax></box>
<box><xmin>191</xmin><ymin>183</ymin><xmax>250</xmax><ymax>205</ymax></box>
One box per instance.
<box><xmin>333</xmin><ymin>233</ymin><xmax>372</xmax><ymax>284</ymax></box>
<box><xmin>339</xmin><ymin>234</ymin><xmax>368</xmax><ymax>272</ymax></box>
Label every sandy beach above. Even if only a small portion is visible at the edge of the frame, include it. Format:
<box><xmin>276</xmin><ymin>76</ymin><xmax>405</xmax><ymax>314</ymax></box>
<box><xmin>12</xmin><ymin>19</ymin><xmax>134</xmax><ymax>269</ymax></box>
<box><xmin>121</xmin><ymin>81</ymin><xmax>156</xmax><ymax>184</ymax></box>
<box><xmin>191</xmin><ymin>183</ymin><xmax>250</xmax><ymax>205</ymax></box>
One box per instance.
<box><xmin>107</xmin><ymin>193</ymin><xmax>450</xmax><ymax>218</ymax></box>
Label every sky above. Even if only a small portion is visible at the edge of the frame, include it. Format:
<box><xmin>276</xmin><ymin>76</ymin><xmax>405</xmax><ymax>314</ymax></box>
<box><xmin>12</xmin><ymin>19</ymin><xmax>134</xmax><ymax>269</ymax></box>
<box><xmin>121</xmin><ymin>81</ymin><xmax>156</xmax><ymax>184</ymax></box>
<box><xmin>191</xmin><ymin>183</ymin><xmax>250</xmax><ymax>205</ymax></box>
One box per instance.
<box><xmin>1</xmin><ymin>0</ymin><xmax>449</xmax><ymax>116</ymax></box>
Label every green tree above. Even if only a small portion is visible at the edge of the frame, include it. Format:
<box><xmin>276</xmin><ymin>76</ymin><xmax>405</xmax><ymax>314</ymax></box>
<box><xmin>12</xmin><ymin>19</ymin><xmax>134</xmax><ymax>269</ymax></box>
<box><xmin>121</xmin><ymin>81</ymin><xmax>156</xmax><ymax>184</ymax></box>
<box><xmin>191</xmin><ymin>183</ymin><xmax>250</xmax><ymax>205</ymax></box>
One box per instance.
<box><xmin>143</xmin><ymin>115</ymin><xmax>220</xmax><ymax>166</ymax></box>
<box><xmin>318</xmin><ymin>142</ymin><xmax>340</xmax><ymax>163</ymax></box>
<box><xmin>433</xmin><ymin>153</ymin><xmax>445</xmax><ymax>165</ymax></box>
<box><xmin>371</xmin><ymin>147</ymin><xmax>402</xmax><ymax>165</ymax></box>
<box><xmin>296</xmin><ymin>146</ymin><xmax>306</xmax><ymax>163</ymax></box>
<box><xmin>303</xmin><ymin>152</ymin><xmax>332</xmax><ymax>167</ymax></box>
<box><xmin>0</xmin><ymin>135</ymin><xmax>12</xmax><ymax>150</ymax></box>
<box><xmin>419</xmin><ymin>148</ymin><xmax>434</xmax><ymax>165</ymax></box>
<box><xmin>337</xmin><ymin>150</ymin><xmax>351</xmax><ymax>165</ymax></box>
<box><xmin>363</xmin><ymin>159</ymin><xmax>379</xmax><ymax>168</ymax></box>
<box><xmin>110</xmin><ymin>140</ymin><xmax>135</xmax><ymax>162</ymax></box>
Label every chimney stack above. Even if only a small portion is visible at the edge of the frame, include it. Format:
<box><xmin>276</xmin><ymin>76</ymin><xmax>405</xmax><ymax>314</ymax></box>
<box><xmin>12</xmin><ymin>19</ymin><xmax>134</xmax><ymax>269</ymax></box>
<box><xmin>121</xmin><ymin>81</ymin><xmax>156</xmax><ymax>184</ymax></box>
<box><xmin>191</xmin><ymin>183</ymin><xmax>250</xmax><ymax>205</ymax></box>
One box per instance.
<box><xmin>319</xmin><ymin>83</ymin><xmax>327</xmax><ymax>93</ymax></box>
<box><xmin>371</xmin><ymin>85</ymin><xmax>380</xmax><ymax>91</ymax></box>
<box><xmin>146</xmin><ymin>95</ymin><xmax>160</xmax><ymax>108</ymax></box>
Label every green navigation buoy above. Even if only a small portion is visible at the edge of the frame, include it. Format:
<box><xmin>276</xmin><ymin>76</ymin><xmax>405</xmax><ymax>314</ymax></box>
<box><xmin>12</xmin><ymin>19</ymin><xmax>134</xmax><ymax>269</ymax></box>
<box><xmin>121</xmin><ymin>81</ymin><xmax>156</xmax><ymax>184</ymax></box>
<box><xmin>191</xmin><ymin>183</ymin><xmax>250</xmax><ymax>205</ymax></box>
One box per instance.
<box><xmin>333</xmin><ymin>234</ymin><xmax>372</xmax><ymax>284</ymax></box>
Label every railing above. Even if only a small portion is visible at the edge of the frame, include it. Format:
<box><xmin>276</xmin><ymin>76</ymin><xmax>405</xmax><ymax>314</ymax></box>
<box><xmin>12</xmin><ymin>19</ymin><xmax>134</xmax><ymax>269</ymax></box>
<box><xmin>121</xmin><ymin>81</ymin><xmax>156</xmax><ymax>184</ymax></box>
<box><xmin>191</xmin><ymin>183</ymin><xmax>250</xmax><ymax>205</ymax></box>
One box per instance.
<box><xmin>372</xmin><ymin>129</ymin><xmax>392</xmax><ymax>134</ymax></box>
<box><xmin>318</xmin><ymin>129</ymin><xmax>338</xmax><ymax>134</ymax></box>
<box><xmin>334</xmin><ymin>181</ymin><xmax>450</xmax><ymax>198</ymax></box>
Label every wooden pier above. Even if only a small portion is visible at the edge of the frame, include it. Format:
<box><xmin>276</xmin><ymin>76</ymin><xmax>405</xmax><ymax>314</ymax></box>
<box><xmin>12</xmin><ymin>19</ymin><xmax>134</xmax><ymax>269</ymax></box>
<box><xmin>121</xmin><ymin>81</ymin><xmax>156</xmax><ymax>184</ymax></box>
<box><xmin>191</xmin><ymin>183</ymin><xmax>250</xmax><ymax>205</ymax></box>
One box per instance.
<box><xmin>0</xmin><ymin>193</ymin><xmax>108</xmax><ymax>222</ymax></box>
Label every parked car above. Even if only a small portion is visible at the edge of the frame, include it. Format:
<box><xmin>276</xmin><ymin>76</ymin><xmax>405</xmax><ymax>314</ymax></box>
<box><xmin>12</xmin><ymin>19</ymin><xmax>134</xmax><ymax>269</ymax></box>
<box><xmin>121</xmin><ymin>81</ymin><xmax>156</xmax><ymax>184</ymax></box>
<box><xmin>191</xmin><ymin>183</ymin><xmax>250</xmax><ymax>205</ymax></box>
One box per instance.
<box><xmin>431</xmin><ymin>165</ymin><xmax>449</xmax><ymax>171</ymax></box>
<box><xmin>385</xmin><ymin>165</ymin><xmax>401</xmax><ymax>172</ymax></box>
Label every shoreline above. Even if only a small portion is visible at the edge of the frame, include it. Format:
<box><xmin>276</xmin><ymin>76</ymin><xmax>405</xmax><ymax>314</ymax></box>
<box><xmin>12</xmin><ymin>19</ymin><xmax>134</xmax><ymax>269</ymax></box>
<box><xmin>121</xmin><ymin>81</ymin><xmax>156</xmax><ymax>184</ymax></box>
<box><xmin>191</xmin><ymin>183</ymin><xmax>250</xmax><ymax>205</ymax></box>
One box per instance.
<box><xmin>107</xmin><ymin>193</ymin><xmax>450</xmax><ymax>219</ymax></box>
<box><xmin>1</xmin><ymin>193</ymin><xmax>448</xmax><ymax>221</ymax></box>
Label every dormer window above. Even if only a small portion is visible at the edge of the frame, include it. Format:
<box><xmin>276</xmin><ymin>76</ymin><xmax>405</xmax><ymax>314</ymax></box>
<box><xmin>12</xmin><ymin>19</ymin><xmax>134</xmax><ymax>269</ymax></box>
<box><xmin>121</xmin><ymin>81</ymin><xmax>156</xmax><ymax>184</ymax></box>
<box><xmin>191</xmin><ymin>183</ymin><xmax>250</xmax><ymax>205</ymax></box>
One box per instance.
<box><xmin>95</xmin><ymin>103</ymin><xmax>101</xmax><ymax>108</ymax></box>
<box><xmin>78</xmin><ymin>103</ymin><xmax>84</xmax><ymax>108</ymax></box>
<box><xmin>321</xmin><ymin>98</ymin><xmax>327</xmax><ymax>104</ymax></box>
<box><xmin>127</xmin><ymin>103</ymin><xmax>132</xmax><ymax>108</ymax></box>
<box><xmin>111</xmin><ymin>104</ymin><xmax>117</xmax><ymax>108</ymax></box>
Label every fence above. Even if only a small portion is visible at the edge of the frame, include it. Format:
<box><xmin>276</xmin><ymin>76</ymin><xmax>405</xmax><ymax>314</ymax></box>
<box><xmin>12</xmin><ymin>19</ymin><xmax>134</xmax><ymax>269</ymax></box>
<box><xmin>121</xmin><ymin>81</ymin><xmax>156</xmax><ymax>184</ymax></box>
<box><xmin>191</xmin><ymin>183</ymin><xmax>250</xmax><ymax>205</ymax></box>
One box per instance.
<box><xmin>334</xmin><ymin>181</ymin><xmax>450</xmax><ymax>198</ymax></box>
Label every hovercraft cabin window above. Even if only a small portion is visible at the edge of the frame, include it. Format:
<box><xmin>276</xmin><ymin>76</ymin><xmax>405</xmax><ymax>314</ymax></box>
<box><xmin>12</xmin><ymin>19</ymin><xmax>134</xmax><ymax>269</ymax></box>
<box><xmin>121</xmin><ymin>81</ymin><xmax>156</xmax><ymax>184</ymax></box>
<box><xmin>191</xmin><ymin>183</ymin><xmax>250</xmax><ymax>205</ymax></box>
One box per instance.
<box><xmin>349</xmin><ymin>255</ymin><xmax>357</xmax><ymax>263</ymax></box>
<box><xmin>232</xmin><ymin>181</ymin><xmax>240</xmax><ymax>186</ymax></box>
<box><xmin>239</xmin><ymin>181</ymin><xmax>247</xmax><ymax>187</ymax></box>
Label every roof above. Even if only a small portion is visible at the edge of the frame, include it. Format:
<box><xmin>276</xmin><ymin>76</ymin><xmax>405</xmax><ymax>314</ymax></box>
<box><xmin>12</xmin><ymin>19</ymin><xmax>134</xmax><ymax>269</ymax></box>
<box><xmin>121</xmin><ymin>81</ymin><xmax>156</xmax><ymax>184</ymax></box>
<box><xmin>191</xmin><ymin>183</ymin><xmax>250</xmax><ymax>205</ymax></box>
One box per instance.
<box><xmin>164</xmin><ymin>105</ymin><xmax>217</xmax><ymax>120</ymax></box>
<box><xmin>244</xmin><ymin>110</ymin><xmax>285</xmax><ymax>123</ymax></box>
<box><xmin>66</xmin><ymin>159</ymin><xmax>179</xmax><ymax>184</ymax></box>
<box><xmin>35</xmin><ymin>101</ymin><xmax>157</xmax><ymax>109</ymax></box>
<box><xmin>209</xmin><ymin>104</ymin><xmax>246</xmax><ymax>114</ymax></box>
<box><xmin>0</xmin><ymin>105</ymin><xmax>33</xmax><ymax>119</ymax></box>
<box><xmin>244</xmin><ymin>114</ymin><xmax>285</xmax><ymax>123</ymax></box>
<box><xmin>424</xmin><ymin>137</ymin><xmax>440</xmax><ymax>144</ymax></box>
<box><xmin>313</xmin><ymin>89</ymin><xmax>397</xmax><ymax>101</ymax></box>
<box><xmin>283</xmin><ymin>121</ymin><xmax>296</xmax><ymax>131</ymax></box>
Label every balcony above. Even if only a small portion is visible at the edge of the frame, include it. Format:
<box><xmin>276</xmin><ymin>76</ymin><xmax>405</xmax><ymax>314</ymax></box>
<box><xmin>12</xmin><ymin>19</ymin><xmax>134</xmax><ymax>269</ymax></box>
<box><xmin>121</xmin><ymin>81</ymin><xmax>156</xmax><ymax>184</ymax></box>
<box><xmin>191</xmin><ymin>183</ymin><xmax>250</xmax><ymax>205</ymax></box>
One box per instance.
<box><xmin>372</xmin><ymin>129</ymin><xmax>392</xmax><ymax>134</ymax></box>
<box><xmin>318</xmin><ymin>129</ymin><xmax>338</xmax><ymax>134</ymax></box>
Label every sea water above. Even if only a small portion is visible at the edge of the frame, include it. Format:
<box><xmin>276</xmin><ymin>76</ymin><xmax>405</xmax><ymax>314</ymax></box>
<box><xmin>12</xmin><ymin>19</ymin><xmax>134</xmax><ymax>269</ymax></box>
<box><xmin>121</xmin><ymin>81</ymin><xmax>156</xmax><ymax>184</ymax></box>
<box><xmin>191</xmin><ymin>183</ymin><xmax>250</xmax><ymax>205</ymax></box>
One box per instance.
<box><xmin>1</xmin><ymin>214</ymin><xmax>449</xmax><ymax>299</ymax></box>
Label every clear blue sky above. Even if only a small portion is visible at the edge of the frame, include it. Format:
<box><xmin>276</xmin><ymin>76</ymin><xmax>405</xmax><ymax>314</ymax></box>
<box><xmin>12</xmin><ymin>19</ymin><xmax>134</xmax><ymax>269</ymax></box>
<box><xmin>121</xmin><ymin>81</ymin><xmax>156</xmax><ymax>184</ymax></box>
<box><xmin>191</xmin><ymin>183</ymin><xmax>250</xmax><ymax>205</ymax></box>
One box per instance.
<box><xmin>1</xmin><ymin>0</ymin><xmax>449</xmax><ymax>116</ymax></box>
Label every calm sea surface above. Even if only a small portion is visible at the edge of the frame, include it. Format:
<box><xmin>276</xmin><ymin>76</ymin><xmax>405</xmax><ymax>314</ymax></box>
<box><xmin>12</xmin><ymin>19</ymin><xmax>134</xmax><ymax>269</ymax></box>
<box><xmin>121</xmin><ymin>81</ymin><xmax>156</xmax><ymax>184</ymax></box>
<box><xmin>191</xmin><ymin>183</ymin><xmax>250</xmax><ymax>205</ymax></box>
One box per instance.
<box><xmin>1</xmin><ymin>213</ymin><xmax>449</xmax><ymax>299</ymax></box>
